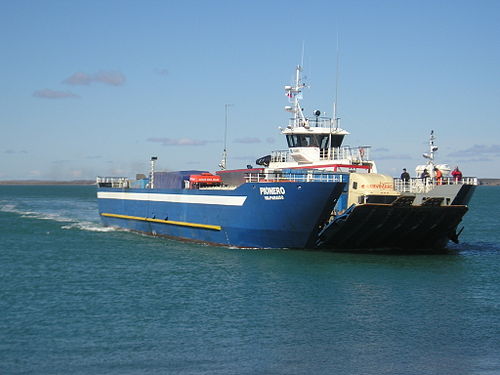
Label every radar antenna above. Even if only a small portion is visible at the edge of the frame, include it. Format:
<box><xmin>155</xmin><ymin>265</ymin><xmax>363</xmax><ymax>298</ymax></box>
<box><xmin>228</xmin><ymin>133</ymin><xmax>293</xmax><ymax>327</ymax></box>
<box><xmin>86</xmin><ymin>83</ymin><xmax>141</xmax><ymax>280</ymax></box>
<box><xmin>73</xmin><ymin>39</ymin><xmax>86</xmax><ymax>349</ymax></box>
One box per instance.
<box><xmin>422</xmin><ymin>130</ymin><xmax>438</xmax><ymax>166</ymax></box>
<box><xmin>284</xmin><ymin>64</ymin><xmax>307</xmax><ymax>128</ymax></box>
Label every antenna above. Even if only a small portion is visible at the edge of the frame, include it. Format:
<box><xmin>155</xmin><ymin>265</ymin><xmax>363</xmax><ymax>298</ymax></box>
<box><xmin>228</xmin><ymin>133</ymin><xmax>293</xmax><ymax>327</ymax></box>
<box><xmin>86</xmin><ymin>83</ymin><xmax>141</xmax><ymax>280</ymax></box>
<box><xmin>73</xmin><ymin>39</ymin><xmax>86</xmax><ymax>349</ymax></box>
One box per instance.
<box><xmin>219</xmin><ymin>104</ymin><xmax>233</xmax><ymax>170</ymax></box>
<box><xmin>333</xmin><ymin>33</ymin><xmax>340</xmax><ymax>129</ymax></box>
<box><xmin>301</xmin><ymin>41</ymin><xmax>305</xmax><ymax>68</ymax></box>
<box><xmin>329</xmin><ymin>34</ymin><xmax>340</xmax><ymax>159</ymax></box>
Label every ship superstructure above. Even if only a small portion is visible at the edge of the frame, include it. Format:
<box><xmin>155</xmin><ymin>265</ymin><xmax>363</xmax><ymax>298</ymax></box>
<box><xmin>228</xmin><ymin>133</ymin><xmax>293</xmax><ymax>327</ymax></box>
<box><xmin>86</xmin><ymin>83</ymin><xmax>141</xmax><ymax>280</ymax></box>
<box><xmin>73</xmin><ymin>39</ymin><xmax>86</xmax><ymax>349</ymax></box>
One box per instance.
<box><xmin>256</xmin><ymin>65</ymin><xmax>375</xmax><ymax>174</ymax></box>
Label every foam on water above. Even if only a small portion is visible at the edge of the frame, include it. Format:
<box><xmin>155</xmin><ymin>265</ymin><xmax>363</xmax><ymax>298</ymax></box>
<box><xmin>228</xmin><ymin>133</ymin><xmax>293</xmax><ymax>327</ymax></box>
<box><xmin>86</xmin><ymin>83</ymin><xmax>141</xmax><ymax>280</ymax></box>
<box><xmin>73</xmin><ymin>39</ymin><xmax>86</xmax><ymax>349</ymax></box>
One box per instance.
<box><xmin>61</xmin><ymin>222</ymin><xmax>117</xmax><ymax>232</ymax></box>
<box><xmin>0</xmin><ymin>200</ymin><xmax>115</xmax><ymax>233</ymax></box>
<box><xmin>1</xmin><ymin>203</ymin><xmax>72</xmax><ymax>222</ymax></box>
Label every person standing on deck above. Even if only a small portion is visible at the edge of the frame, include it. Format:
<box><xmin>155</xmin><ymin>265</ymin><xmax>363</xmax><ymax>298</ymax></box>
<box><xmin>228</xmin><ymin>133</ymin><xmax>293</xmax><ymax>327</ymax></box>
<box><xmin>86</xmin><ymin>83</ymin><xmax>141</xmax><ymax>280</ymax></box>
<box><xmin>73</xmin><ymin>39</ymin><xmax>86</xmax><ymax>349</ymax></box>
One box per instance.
<box><xmin>401</xmin><ymin>168</ymin><xmax>410</xmax><ymax>191</ymax></box>
<box><xmin>452</xmin><ymin>166</ymin><xmax>463</xmax><ymax>182</ymax></box>
<box><xmin>434</xmin><ymin>167</ymin><xmax>443</xmax><ymax>185</ymax></box>
<box><xmin>421</xmin><ymin>169</ymin><xmax>430</xmax><ymax>187</ymax></box>
<box><xmin>401</xmin><ymin>168</ymin><xmax>410</xmax><ymax>182</ymax></box>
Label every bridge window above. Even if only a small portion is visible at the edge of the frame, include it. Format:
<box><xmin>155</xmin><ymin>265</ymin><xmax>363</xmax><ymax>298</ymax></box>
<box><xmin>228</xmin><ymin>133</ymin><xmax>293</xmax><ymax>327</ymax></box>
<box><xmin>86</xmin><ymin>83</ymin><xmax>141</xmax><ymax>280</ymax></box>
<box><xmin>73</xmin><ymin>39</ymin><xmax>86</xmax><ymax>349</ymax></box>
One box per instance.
<box><xmin>319</xmin><ymin>135</ymin><xmax>329</xmax><ymax>149</ymax></box>
<box><xmin>286</xmin><ymin>134</ymin><xmax>320</xmax><ymax>148</ymax></box>
<box><xmin>286</xmin><ymin>134</ymin><xmax>345</xmax><ymax>148</ymax></box>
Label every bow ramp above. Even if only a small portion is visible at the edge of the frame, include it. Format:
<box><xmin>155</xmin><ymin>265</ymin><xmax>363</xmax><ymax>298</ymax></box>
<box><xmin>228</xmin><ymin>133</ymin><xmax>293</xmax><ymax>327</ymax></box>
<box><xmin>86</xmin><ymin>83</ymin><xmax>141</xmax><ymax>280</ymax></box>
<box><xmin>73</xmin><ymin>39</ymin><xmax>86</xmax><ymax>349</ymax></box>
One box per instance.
<box><xmin>316</xmin><ymin>195</ymin><xmax>469</xmax><ymax>251</ymax></box>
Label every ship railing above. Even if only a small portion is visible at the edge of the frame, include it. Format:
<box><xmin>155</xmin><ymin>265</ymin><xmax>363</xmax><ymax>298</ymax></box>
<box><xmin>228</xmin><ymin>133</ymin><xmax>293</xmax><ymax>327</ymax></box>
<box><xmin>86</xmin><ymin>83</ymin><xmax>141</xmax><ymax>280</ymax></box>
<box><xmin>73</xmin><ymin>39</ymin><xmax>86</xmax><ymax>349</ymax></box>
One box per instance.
<box><xmin>271</xmin><ymin>146</ymin><xmax>371</xmax><ymax>163</ymax></box>
<box><xmin>393</xmin><ymin>177</ymin><xmax>478</xmax><ymax>193</ymax></box>
<box><xmin>288</xmin><ymin>116</ymin><xmax>332</xmax><ymax>128</ymax></box>
<box><xmin>319</xmin><ymin>146</ymin><xmax>371</xmax><ymax>162</ymax></box>
<box><xmin>96</xmin><ymin>176</ymin><xmax>130</xmax><ymax>188</ymax></box>
<box><xmin>245</xmin><ymin>171</ymin><xmax>347</xmax><ymax>183</ymax></box>
<box><xmin>271</xmin><ymin>150</ymin><xmax>294</xmax><ymax>163</ymax></box>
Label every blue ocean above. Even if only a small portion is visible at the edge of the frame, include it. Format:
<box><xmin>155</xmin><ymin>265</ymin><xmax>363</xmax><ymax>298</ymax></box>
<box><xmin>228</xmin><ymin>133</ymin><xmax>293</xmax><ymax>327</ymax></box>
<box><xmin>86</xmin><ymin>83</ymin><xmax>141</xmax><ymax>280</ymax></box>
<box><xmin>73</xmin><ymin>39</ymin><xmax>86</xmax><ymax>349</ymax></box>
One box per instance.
<box><xmin>1</xmin><ymin>185</ymin><xmax>499</xmax><ymax>374</ymax></box>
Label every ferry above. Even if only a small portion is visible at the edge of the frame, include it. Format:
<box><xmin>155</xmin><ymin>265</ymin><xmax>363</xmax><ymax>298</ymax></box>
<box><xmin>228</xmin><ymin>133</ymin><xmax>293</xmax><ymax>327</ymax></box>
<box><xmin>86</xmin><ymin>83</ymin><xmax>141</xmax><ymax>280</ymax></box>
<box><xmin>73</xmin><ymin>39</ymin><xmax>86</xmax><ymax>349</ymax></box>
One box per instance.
<box><xmin>97</xmin><ymin>63</ymin><xmax>477</xmax><ymax>250</ymax></box>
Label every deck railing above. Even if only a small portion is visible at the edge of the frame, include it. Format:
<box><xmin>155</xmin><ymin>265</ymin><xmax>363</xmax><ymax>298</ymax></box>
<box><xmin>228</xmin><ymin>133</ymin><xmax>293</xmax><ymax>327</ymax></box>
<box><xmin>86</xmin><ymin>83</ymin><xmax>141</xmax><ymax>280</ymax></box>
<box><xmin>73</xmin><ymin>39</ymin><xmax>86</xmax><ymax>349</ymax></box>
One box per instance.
<box><xmin>270</xmin><ymin>150</ymin><xmax>293</xmax><ymax>163</ymax></box>
<box><xmin>319</xmin><ymin>146</ymin><xmax>371</xmax><ymax>162</ymax></box>
<box><xmin>96</xmin><ymin>176</ymin><xmax>130</xmax><ymax>188</ymax></box>
<box><xmin>393</xmin><ymin>177</ymin><xmax>478</xmax><ymax>193</ymax></box>
<box><xmin>288</xmin><ymin>116</ymin><xmax>333</xmax><ymax>128</ymax></box>
<box><xmin>271</xmin><ymin>146</ymin><xmax>371</xmax><ymax>163</ymax></box>
<box><xmin>245</xmin><ymin>171</ymin><xmax>347</xmax><ymax>183</ymax></box>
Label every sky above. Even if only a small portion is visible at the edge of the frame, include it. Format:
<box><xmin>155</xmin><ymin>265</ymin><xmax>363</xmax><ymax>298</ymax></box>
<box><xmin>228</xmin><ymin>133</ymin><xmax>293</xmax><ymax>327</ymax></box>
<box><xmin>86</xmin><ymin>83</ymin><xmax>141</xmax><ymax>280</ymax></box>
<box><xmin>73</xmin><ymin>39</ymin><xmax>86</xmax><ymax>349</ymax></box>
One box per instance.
<box><xmin>1</xmin><ymin>0</ymin><xmax>499</xmax><ymax>180</ymax></box>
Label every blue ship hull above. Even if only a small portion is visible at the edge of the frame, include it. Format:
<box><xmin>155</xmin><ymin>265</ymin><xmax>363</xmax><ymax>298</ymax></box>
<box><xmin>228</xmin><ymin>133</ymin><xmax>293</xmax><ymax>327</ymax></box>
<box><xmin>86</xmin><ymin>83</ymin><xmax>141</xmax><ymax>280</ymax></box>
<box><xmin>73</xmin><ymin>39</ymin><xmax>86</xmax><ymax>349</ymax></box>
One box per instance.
<box><xmin>97</xmin><ymin>181</ymin><xmax>345</xmax><ymax>249</ymax></box>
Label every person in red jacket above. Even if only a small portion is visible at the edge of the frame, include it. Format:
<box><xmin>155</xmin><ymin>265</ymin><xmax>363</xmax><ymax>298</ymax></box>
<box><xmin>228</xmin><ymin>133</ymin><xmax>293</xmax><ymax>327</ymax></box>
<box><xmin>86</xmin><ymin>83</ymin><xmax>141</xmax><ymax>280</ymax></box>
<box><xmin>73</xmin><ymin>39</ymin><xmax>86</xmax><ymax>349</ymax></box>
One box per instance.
<box><xmin>451</xmin><ymin>166</ymin><xmax>463</xmax><ymax>182</ymax></box>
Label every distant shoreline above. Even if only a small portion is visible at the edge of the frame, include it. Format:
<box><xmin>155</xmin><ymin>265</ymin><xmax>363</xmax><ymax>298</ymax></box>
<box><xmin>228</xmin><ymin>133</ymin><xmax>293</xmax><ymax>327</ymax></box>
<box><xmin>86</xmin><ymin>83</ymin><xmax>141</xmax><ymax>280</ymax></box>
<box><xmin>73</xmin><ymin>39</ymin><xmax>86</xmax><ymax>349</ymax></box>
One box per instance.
<box><xmin>0</xmin><ymin>180</ymin><xmax>95</xmax><ymax>185</ymax></box>
<box><xmin>478</xmin><ymin>178</ymin><xmax>500</xmax><ymax>186</ymax></box>
<box><xmin>1</xmin><ymin>178</ymin><xmax>499</xmax><ymax>186</ymax></box>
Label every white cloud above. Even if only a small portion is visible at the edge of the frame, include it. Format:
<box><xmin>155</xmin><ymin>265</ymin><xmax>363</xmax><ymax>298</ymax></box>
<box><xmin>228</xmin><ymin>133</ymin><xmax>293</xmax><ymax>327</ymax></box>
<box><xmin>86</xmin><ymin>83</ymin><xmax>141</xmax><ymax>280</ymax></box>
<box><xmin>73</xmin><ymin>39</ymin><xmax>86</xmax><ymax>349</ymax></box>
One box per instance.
<box><xmin>234</xmin><ymin>137</ymin><xmax>261</xmax><ymax>144</ymax></box>
<box><xmin>155</xmin><ymin>68</ymin><xmax>169</xmax><ymax>76</ymax></box>
<box><xmin>375</xmin><ymin>154</ymin><xmax>412</xmax><ymax>160</ymax></box>
<box><xmin>33</xmin><ymin>89</ymin><xmax>79</xmax><ymax>99</ymax></box>
<box><xmin>63</xmin><ymin>72</ymin><xmax>93</xmax><ymax>85</ymax></box>
<box><xmin>63</xmin><ymin>70</ymin><xmax>126</xmax><ymax>86</ymax></box>
<box><xmin>147</xmin><ymin>137</ymin><xmax>213</xmax><ymax>146</ymax></box>
<box><xmin>448</xmin><ymin>144</ymin><xmax>500</xmax><ymax>158</ymax></box>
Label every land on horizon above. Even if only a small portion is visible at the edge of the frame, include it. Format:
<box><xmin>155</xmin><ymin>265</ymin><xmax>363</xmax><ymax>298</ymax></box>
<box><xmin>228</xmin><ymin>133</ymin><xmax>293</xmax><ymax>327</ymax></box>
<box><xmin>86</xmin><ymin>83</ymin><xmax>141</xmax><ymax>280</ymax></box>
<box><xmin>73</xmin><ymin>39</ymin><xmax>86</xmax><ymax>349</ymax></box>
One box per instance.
<box><xmin>0</xmin><ymin>180</ymin><xmax>95</xmax><ymax>185</ymax></box>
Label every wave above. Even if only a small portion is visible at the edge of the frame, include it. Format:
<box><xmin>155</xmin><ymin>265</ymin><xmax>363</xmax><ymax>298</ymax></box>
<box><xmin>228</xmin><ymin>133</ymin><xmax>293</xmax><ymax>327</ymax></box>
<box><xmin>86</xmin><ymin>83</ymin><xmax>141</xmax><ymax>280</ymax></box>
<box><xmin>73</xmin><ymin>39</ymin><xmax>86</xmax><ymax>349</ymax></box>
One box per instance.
<box><xmin>0</xmin><ymin>201</ymin><xmax>116</xmax><ymax>233</ymax></box>
<box><xmin>60</xmin><ymin>222</ymin><xmax>117</xmax><ymax>232</ymax></box>
<box><xmin>451</xmin><ymin>240</ymin><xmax>500</xmax><ymax>255</ymax></box>
<box><xmin>1</xmin><ymin>202</ymin><xmax>76</xmax><ymax>222</ymax></box>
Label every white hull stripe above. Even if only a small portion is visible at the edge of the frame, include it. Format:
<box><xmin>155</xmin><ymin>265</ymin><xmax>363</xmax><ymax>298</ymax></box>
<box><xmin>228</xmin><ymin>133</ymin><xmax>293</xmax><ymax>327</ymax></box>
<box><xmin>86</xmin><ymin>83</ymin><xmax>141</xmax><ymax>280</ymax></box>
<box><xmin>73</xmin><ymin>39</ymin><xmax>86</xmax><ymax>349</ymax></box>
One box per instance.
<box><xmin>97</xmin><ymin>191</ymin><xmax>247</xmax><ymax>206</ymax></box>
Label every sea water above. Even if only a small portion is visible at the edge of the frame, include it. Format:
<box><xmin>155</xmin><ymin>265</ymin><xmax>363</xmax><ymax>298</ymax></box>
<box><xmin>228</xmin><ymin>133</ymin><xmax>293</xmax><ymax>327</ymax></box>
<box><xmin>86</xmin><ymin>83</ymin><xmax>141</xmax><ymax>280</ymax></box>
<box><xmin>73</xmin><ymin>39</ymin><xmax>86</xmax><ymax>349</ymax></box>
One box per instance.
<box><xmin>0</xmin><ymin>185</ymin><xmax>499</xmax><ymax>375</ymax></box>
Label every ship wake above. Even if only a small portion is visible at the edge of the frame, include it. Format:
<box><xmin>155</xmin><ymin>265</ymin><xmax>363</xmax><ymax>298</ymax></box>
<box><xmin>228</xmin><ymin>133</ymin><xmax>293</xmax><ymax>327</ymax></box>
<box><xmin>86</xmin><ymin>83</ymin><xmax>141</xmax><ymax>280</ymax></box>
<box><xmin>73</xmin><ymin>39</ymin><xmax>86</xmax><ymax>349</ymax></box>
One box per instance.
<box><xmin>0</xmin><ymin>201</ymin><xmax>117</xmax><ymax>233</ymax></box>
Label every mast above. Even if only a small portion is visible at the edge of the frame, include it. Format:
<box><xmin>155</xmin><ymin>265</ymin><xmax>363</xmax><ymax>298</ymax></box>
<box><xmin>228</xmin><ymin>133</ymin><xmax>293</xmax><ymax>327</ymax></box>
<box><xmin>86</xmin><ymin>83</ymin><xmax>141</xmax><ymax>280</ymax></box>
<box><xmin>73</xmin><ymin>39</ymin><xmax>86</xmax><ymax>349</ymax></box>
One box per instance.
<box><xmin>333</xmin><ymin>33</ymin><xmax>340</xmax><ymax>130</ymax></box>
<box><xmin>422</xmin><ymin>130</ymin><xmax>438</xmax><ymax>169</ymax></box>
<box><xmin>284</xmin><ymin>65</ymin><xmax>307</xmax><ymax>128</ymax></box>
<box><xmin>330</xmin><ymin>35</ymin><xmax>341</xmax><ymax>159</ymax></box>
<box><xmin>429</xmin><ymin>130</ymin><xmax>437</xmax><ymax>162</ymax></box>
<box><xmin>219</xmin><ymin>104</ymin><xmax>233</xmax><ymax>170</ymax></box>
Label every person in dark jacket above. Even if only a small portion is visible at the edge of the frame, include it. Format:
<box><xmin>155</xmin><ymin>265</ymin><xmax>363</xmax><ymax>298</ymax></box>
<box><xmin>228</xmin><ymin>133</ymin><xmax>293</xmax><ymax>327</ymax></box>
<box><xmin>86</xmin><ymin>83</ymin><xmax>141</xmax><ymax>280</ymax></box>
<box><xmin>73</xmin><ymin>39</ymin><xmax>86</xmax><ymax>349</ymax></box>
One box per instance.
<box><xmin>400</xmin><ymin>168</ymin><xmax>411</xmax><ymax>191</ymax></box>
<box><xmin>400</xmin><ymin>168</ymin><xmax>410</xmax><ymax>182</ymax></box>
